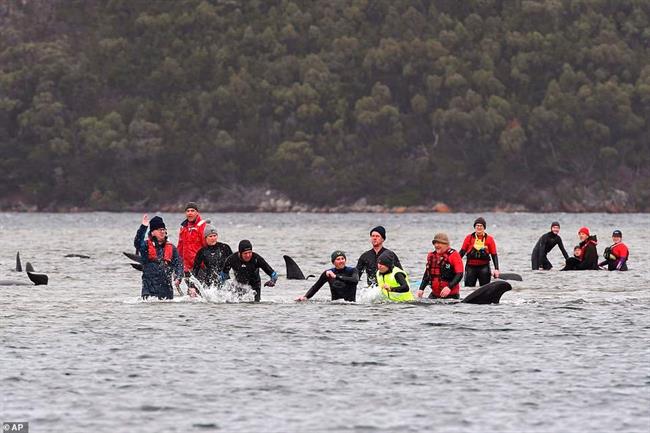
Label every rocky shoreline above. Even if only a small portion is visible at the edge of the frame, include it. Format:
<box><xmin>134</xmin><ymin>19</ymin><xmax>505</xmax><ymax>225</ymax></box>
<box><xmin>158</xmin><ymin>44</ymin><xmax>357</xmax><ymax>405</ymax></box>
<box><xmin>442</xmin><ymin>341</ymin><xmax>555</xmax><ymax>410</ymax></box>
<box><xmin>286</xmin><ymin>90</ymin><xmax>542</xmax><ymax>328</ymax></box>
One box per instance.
<box><xmin>0</xmin><ymin>185</ymin><xmax>644</xmax><ymax>213</ymax></box>
<box><xmin>0</xmin><ymin>197</ymin><xmax>644</xmax><ymax>213</ymax></box>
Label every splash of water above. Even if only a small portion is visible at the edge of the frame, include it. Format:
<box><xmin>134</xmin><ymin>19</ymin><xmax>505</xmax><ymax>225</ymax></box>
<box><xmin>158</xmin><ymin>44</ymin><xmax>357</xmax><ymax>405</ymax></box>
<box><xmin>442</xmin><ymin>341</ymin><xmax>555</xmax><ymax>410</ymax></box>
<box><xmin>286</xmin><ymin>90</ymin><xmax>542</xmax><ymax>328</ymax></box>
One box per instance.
<box><xmin>356</xmin><ymin>285</ymin><xmax>384</xmax><ymax>303</ymax></box>
<box><xmin>188</xmin><ymin>274</ymin><xmax>257</xmax><ymax>303</ymax></box>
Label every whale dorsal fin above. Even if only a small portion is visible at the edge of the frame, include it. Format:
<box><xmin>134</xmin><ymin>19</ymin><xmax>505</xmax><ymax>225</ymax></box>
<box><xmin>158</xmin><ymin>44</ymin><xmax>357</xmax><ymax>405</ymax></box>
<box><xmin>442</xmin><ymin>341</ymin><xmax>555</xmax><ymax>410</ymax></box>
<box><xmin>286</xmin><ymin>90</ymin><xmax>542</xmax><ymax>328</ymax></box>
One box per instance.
<box><xmin>283</xmin><ymin>255</ymin><xmax>306</xmax><ymax>280</ymax></box>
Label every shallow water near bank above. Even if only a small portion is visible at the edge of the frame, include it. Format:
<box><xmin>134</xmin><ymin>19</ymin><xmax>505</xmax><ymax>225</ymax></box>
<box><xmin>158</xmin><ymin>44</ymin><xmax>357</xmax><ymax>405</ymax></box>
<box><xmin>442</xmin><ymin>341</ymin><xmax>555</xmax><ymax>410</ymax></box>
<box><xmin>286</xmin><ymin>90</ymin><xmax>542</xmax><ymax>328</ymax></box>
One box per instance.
<box><xmin>1</xmin><ymin>212</ymin><xmax>649</xmax><ymax>432</ymax></box>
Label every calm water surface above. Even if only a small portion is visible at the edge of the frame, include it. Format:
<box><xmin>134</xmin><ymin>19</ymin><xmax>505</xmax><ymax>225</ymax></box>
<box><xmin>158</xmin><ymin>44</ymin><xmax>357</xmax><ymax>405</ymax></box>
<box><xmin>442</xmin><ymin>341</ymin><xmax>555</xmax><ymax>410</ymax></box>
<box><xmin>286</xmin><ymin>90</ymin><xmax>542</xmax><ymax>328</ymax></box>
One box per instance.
<box><xmin>1</xmin><ymin>212</ymin><xmax>649</xmax><ymax>433</ymax></box>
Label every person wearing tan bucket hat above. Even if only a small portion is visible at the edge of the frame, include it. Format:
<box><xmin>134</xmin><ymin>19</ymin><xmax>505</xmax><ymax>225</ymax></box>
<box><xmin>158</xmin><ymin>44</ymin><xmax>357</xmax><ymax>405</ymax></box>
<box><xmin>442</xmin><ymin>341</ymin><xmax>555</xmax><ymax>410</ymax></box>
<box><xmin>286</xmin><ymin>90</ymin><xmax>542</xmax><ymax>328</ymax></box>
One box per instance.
<box><xmin>417</xmin><ymin>232</ymin><xmax>464</xmax><ymax>299</ymax></box>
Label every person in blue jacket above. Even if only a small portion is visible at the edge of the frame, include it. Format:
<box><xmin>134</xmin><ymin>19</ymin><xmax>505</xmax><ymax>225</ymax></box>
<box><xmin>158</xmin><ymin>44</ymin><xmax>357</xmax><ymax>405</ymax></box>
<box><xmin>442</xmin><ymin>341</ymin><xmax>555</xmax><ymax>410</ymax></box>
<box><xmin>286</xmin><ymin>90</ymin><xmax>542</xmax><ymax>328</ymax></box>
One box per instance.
<box><xmin>134</xmin><ymin>214</ymin><xmax>183</xmax><ymax>300</ymax></box>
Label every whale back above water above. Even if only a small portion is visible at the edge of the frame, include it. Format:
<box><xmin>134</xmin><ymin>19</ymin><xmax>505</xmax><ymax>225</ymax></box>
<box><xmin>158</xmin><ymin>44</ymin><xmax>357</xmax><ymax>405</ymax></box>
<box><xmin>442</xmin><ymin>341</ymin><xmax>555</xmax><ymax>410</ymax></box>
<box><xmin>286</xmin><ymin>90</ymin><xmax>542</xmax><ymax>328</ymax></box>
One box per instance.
<box><xmin>462</xmin><ymin>281</ymin><xmax>512</xmax><ymax>305</ymax></box>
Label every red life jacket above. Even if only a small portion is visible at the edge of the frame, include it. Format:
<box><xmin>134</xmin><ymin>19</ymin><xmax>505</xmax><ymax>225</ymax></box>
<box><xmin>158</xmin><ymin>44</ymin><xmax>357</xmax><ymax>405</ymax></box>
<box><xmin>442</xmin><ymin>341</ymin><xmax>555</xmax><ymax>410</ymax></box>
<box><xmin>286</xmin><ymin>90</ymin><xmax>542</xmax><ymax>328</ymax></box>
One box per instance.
<box><xmin>147</xmin><ymin>239</ymin><xmax>173</xmax><ymax>264</ymax></box>
<box><xmin>464</xmin><ymin>233</ymin><xmax>494</xmax><ymax>266</ymax></box>
<box><xmin>427</xmin><ymin>248</ymin><xmax>456</xmax><ymax>291</ymax></box>
<box><xmin>610</xmin><ymin>242</ymin><xmax>629</xmax><ymax>260</ymax></box>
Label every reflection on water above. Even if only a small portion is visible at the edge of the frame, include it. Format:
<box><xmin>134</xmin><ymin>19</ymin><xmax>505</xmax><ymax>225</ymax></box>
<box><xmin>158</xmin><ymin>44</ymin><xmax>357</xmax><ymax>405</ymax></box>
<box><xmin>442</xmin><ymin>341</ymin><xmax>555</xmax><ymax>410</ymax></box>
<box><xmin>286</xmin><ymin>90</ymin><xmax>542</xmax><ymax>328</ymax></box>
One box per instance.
<box><xmin>1</xmin><ymin>212</ymin><xmax>649</xmax><ymax>433</ymax></box>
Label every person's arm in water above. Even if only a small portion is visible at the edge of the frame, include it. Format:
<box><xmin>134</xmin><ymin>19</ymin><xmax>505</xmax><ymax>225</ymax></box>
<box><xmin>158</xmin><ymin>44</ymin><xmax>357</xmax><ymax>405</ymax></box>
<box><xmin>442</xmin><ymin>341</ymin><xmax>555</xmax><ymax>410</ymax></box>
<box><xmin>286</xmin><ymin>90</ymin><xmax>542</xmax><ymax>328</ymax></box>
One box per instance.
<box><xmin>557</xmin><ymin>236</ymin><xmax>569</xmax><ymax>260</ymax></box>
<box><xmin>387</xmin><ymin>272</ymin><xmax>410</xmax><ymax>293</ymax></box>
<box><xmin>192</xmin><ymin>248</ymin><xmax>205</xmax><ymax>276</ymax></box>
<box><xmin>221</xmin><ymin>254</ymin><xmax>234</xmax><ymax>281</ymax></box>
<box><xmin>458</xmin><ymin>235</ymin><xmax>471</xmax><ymax>258</ymax></box>
<box><xmin>297</xmin><ymin>272</ymin><xmax>329</xmax><ymax>301</ymax></box>
<box><xmin>417</xmin><ymin>256</ymin><xmax>432</xmax><ymax>297</ymax></box>
<box><xmin>448</xmin><ymin>271</ymin><xmax>463</xmax><ymax>288</ymax></box>
<box><xmin>257</xmin><ymin>255</ymin><xmax>278</xmax><ymax>287</ymax></box>
<box><xmin>488</xmin><ymin>236</ymin><xmax>500</xmax><ymax>278</ymax></box>
<box><xmin>171</xmin><ymin>246</ymin><xmax>183</xmax><ymax>289</ymax></box>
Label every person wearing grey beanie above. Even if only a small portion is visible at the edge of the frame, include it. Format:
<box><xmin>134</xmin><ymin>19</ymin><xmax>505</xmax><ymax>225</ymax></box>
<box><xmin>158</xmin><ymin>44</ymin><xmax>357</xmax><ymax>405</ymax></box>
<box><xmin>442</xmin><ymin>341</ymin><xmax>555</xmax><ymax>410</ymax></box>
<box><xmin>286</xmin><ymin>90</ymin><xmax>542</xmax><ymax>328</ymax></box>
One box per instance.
<box><xmin>192</xmin><ymin>225</ymin><xmax>233</xmax><ymax>288</ymax></box>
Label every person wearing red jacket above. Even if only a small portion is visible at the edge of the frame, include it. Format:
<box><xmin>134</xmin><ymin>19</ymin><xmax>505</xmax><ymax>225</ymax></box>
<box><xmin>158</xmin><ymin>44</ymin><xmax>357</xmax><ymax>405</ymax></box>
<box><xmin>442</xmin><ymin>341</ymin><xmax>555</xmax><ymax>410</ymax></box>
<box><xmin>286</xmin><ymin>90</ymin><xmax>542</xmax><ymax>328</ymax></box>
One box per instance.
<box><xmin>417</xmin><ymin>232</ymin><xmax>464</xmax><ymax>299</ymax></box>
<box><xmin>599</xmin><ymin>229</ymin><xmax>629</xmax><ymax>271</ymax></box>
<box><xmin>459</xmin><ymin>217</ymin><xmax>499</xmax><ymax>287</ymax></box>
<box><xmin>177</xmin><ymin>202</ymin><xmax>208</xmax><ymax>295</ymax></box>
<box><xmin>574</xmin><ymin>226</ymin><xmax>599</xmax><ymax>270</ymax></box>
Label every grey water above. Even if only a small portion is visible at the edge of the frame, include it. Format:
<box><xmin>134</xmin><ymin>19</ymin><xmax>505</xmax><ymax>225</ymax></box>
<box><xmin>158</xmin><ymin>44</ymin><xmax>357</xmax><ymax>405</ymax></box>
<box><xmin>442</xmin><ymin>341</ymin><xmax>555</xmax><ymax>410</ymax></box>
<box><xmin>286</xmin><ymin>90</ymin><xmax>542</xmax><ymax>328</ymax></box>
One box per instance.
<box><xmin>1</xmin><ymin>212</ymin><xmax>649</xmax><ymax>433</ymax></box>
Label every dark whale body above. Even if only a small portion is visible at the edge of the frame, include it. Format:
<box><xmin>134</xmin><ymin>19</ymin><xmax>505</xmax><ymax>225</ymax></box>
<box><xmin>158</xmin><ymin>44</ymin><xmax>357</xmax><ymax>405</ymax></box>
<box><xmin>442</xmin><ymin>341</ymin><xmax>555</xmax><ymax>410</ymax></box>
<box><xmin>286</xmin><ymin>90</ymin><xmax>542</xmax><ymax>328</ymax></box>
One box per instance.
<box><xmin>462</xmin><ymin>281</ymin><xmax>512</xmax><ymax>304</ymax></box>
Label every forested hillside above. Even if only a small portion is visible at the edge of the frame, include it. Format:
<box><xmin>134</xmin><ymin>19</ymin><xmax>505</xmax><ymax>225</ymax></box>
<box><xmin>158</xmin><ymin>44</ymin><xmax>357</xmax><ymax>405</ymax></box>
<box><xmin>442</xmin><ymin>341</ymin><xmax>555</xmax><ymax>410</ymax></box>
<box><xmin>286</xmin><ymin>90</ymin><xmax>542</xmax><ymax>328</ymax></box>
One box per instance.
<box><xmin>1</xmin><ymin>0</ymin><xmax>649</xmax><ymax>211</ymax></box>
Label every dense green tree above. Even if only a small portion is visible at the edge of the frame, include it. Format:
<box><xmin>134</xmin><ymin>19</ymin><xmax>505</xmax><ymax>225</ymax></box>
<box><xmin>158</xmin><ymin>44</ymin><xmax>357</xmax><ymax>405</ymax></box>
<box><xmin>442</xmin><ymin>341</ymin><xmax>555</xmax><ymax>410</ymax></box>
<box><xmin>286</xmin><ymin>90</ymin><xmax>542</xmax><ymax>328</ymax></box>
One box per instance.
<box><xmin>0</xmin><ymin>0</ymin><xmax>648</xmax><ymax>210</ymax></box>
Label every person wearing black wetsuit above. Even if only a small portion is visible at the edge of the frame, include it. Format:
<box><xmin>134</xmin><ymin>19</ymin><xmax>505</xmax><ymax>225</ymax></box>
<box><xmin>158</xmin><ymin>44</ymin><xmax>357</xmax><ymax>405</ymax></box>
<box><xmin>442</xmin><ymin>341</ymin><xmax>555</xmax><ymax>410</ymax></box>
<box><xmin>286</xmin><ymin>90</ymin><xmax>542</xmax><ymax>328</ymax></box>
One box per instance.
<box><xmin>192</xmin><ymin>225</ymin><xmax>232</xmax><ymax>287</ymax></box>
<box><xmin>561</xmin><ymin>246</ymin><xmax>583</xmax><ymax>271</ymax></box>
<box><xmin>296</xmin><ymin>251</ymin><xmax>359</xmax><ymax>302</ymax></box>
<box><xmin>222</xmin><ymin>240</ymin><xmax>278</xmax><ymax>302</ymax></box>
<box><xmin>531</xmin><ymin>221</ymin><xmax>570</xmax><ymax>270</ymax></box>
<box><xmin>356</xmin><ymin>225</ymin><xmax>402</xmax><ymax>286</ymax></box>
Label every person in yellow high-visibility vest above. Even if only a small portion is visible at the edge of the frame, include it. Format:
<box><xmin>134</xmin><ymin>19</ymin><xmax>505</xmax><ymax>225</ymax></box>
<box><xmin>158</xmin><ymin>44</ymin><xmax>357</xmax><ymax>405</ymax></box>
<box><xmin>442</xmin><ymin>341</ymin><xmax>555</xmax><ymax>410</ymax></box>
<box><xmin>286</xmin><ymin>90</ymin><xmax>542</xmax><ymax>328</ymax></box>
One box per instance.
<box><xmin>376</xmin><ymin>252</ymin><xmax>414</xmax><ymax>302</ymax></box>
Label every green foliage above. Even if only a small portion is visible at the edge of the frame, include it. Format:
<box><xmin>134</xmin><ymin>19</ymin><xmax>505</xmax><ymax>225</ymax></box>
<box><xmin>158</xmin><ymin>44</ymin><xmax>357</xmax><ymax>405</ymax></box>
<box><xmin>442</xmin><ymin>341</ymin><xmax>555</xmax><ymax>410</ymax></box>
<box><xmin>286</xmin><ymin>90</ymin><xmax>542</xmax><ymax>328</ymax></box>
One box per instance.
<box><xmin>0</xmin><ymin>0</ymin><xmax>649</xmax><ymax>209</ymax></box>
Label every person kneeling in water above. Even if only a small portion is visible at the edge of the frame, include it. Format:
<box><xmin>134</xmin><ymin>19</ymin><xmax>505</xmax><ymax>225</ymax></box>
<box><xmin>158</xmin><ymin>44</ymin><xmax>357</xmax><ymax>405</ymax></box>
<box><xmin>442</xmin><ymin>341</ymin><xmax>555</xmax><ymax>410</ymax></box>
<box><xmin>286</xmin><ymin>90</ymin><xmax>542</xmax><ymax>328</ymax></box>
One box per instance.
<box><xmin>417</xmin><ymin>233</ymin><xmax>464</xmax><ymax>299</ymax></box>
<box><xmin>561</xmin><ymin>246</ymin><xmax>583</xmax><ymax>271</ymax></box>
<box><xmin>222</xmin><ymin>240</ymin><xmax>278</xmax><ymax>302</ymax></box>
<box><xmin>574</xmin><ymin>226</ymin><xmax>599</xmax><ymax>270</ymax></box>
<box><xmin>376</xmin><ymin>252</ymin><xmax>414</xmax><ymax>302</ymax></box>
<box><xmin>296</xmin><ymin>251</ymin><xmax>359</xmax><ymax>302</ymax></box>
<box><xmin>599</xmin><ymin>230</ymin><xmax>629</xmax><ymax>271</ymax></box>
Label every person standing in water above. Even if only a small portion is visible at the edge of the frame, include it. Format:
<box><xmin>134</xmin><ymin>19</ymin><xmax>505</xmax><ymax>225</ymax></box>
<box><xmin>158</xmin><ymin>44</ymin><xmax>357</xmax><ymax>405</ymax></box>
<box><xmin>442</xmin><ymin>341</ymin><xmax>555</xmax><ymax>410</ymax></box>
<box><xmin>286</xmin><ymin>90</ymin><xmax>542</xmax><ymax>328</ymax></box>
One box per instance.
<box><xmin>574</xmin><ymin>227</ymin><xmax>599</xmax><ymax>270</ymax></box>
<box><xmin>459</xmin><ymin>217</ymin><xmax>499</xmax><ymax>287</ymax></box>
<box><xmin>417</xmin><ymin>233</ymin><xmax>464</xmax><ymax>299</ymax></box>
<box><xmin>178</xmin><ymin>202</ymin><xmax>208</xmax><ymax>296</ymax></box>
<box><xmin>356</xmin><ymin>226</ymin><xmax>402</xmax><ymax>286</ymax></box>
<box><xmin>599</xmin><ymin>230</ymin><xmax>629</xmax><ymax>271</ymax></box>
<box><xmin>192</xmin><ymin>225</ymin><xmax>233</xmax><ymax>287</ymax></box>
<box><xmin>376</xmin><ymin>252</ymin><xmax>413</xmax><ymax>302</ymax></box>
<box><xmin>531</xmin><ymin>221</ymin><xmax>570</xmax><ymax>270</ymax></box>
<box><xmin>296</xmin><ymin>251</ymin><xmax>359</xmax><ymax>302</ymax></box>
<box><xmin>222</xmin><ymin>240</ymin><xmax>278</xmax><ymax>302</ymax></box>
<box><xmin>134</xmin><ymin>214</ymin><xmax>183</xmax><ymax>300</ymax></box>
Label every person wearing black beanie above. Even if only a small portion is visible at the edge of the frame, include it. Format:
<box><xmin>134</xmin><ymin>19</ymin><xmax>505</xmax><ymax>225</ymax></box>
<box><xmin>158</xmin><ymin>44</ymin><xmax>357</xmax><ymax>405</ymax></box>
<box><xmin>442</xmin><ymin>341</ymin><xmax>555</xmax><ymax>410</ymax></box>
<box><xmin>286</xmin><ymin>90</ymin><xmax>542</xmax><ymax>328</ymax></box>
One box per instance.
<box><xmin>222</xmin><ymin>240</ymin><xmax>278</xmax><ymax>302</ymax></box>
<box><xmin>599</xmin><ymin>230</ymin><xmax>629</xmax><ymax>271</ymax></box>
<box><xmin>296</xmin><ymin>250</ymin><xmax>359</xmax><ymax>302</ymax></box>
<box><xmin>531</xmin><ymin>221</ymin><xmax>569</xmax><ymax>270</ymax></box>
<box><xmin>370</xmin><ymin>226</ymin><xmax>386</xmax><ymax>240</ymax></box>
<box><xmin>356</xmin><ymin>226</ymin><xmax>402</xmax><ymax>286</ymax></box>
<box><xmin>133</xmin><ymin>213</ymin><xmax>183</xmax><ymax>300</ymax></box>
<box><xmin>376</xmin><ymin>252</ymin><xmax>413</xmax><ymax>302</ymax></box>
